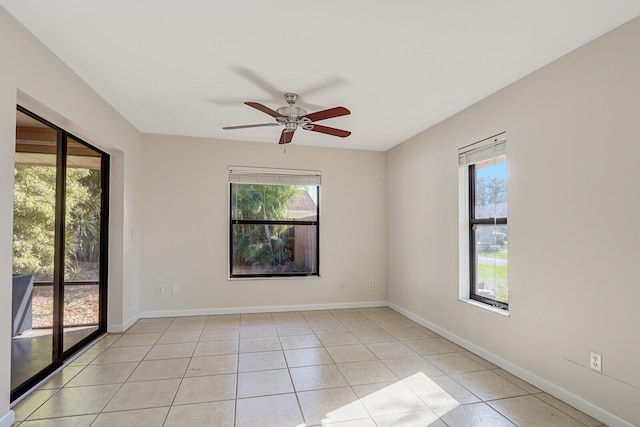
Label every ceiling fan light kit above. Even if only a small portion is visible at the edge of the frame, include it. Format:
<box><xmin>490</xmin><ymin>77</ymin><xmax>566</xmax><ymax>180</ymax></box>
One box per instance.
<box><xmin>223</xmin><ymin>93</ymin><xmax>351</xmax><ymax>144</ymax></box>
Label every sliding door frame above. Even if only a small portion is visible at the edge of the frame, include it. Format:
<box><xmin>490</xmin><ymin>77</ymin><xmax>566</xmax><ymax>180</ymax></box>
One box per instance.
<box><xmin>11</xmin><ymin>106</ymin><xmax>109</xmax><ymax>402</ymax></box>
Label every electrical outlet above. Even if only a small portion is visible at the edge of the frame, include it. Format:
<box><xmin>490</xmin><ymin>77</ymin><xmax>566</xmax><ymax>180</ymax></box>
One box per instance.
<box><xmin>590</xmin><ymin>352</ymin><xmax>602</xmax><ymax>373</ymax></box>
<box><xmin>368</xmin><ymin>280</ymin><xmax>374</xmax><ymax>288</ymax></box>
<box><xmin>172</xmin><ymin>283</ymin><xmax>180</xmax><ymax>294</ymax></box>
<box><xmin>157</xmin><ymin>285</ymin><xmax>164</xmax><ymax>295</ymax></box>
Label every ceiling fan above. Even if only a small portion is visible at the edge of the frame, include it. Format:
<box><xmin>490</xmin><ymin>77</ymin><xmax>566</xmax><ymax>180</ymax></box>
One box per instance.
<box><xmin>223</xmin><ymin>93</ymin><xmax>351</xmax><ymax>144</ymax></box>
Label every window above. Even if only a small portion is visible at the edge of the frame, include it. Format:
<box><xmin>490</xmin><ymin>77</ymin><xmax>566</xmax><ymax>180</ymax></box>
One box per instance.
<box><xmin>459</xmin><ymin>134</ymin><xmax>508</xmax><ymax>310</ymax></box>
<box><xmin>229</xmin><ymin>167</ymin><xmax>320</xmax><ymax>278</ymax></box>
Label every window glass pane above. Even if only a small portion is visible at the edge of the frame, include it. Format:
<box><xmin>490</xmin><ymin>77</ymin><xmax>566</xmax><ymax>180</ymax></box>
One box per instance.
<box><xmin>63</xmin><ymin>284</ymin><xmax>99</xmax><ymax>327</ymax></box>
<box><xmin>13</xmin><ymin>160</ymin><xmax>57</xmax><ymax>282</ymax></box>
<box><xmin>231</xmin><ymin>184</ymin><xmax>317</xmax><ymax>221</ymax></box>
<box><xmin>231</xmin><ymin>224</ymin><xmax>317</xmax><ymax>275</ymax></box>
<box><xmin>12</xmin><ymin>110</ymin><xmax>56</xmax><ymax>391</ymax></box>
<box><xmin>65</xmin><ymin>139</ymin><xmax>102</xmax><ymax>284</ymax></box>
<box><xmin>64</xmin><ymin>137</ymin><xmax>102</xmax><ymax>350</ymax></box>
<box><xmin>473</xmin><ymin>154</ymin><xmax>507</xmax><ymax>219</ymax></box>
<box><xmin>474</xmin><ymin>224</ymin><xmax>508</xmax><ymax>304</ymax></box>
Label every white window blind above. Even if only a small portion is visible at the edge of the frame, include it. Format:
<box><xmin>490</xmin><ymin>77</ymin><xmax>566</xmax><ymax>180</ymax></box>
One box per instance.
<box><xmin>228</xmin><ymin>166</ymin><xmax>321</xmax><ymax>186</ymax></box>
<box><xmin>458</xmin><ymin>133</ymin><xmax>506</xmax><ymax>166</ymax></box>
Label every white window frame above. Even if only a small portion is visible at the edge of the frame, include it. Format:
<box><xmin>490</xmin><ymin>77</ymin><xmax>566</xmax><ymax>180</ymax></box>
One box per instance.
<box><xmin>458</xmin><ymin>133</ymin><xmax>509</xmax><ymax>314</ymax></box>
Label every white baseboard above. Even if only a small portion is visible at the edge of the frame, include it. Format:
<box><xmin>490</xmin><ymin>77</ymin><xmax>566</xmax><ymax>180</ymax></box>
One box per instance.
<box><xmin>387</xmin><ymin>302</ymin><xmax>635</xmax><ymax>427</ymax></box>
<box><xmin>139</xmin><ymin>300</ymin><xmax>387</xmax><ymax>321</ymax></box>
<box><xmin>108</xmin><ymin>313</ymin><xmax>140</xmax><ymax>333</ymax></box>
<box><xmin>0</xmin><ymin>410</ymin><xmax>15</xmax><ymax>427</ymax></box>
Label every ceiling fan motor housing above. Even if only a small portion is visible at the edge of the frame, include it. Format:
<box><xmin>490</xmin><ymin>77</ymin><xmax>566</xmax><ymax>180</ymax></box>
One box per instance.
<box><xmin>276</xmin><ymin>105</ymin><xmax>307</xmax><ymax>118</ymax></box>
<box><xmin>222</xmin><ymin>92</ymin><xmax>350</xmax><ymax>143</ymax></box>
<box><xmin>277</xmin><ymin>95</ymin><xmax>308</xmax><ymax>131</ymax></box>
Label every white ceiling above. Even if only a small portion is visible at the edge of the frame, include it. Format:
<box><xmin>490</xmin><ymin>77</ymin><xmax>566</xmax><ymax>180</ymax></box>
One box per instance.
<box><xmin>3</xmin><ymin>1</ymin><xmax>640</xmax><ymax>151</ymax></box>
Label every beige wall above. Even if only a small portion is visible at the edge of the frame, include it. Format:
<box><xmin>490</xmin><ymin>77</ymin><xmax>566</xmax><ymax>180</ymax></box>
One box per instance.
<box><xmin>3</xmin><ymin>3</ymin><xmax>640</xmax><ymax>426</ymax></box>
<box><xmin>0</xmin><ymin>7</ymin><xmax>142</xmax><ymax>419</ymax></box>
<box><xmin>387</xmin><ymin>16</ymin><xmax>640</xmax><ymax>426</ymax></box>
<box><xmin>139</xmin><ymin>134</ymin><xmax>387</xmax><ymax>315</ymax></box>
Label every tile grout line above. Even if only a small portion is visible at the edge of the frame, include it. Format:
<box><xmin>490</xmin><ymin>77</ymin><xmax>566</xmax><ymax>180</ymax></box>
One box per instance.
<box><xmin>281</xmin><ymin>317</ymin><xmax>310</xmax><ymax>426</ymax></box>
<box><xmin>93</xmin><ymin>319</ymin><xmax>170</xmax><ymax>425</ymax></box>
<box><xmin>233</xmin><ymin>319</ymin><xmax>241</xmax><ymax>427</ymax></box>
<box><xmin>338</xmin><ymin>311</ymin><xmax>379</xmax><ymax>425</ymax></box>
<box><xmin>530</xmin><ymin>393</ymin><xmax>593</xmax><ymax>427</ymax></box>
<box><xmin>159</xmin><ymin>317</ymin><xmax>194</xmax><ymax>427</ymax></box>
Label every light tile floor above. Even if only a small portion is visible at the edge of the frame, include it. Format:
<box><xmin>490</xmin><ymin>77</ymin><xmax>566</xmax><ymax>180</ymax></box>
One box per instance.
<box><xmin>12</xmin><ymin>307</ymin><xmax>606</xmax><ymax>426</ymax></box>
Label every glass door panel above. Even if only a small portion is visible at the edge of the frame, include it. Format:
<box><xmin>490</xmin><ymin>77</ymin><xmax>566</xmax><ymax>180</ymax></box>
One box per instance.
<box><xmin>63</xmin><ymin>137</ymin><xmax>103</xmax><ymax>351</ymax></box>
<box><xmin>11</xmin><ymin>111</ymin><xmax>57</xmax><ymax>390</ymax></box>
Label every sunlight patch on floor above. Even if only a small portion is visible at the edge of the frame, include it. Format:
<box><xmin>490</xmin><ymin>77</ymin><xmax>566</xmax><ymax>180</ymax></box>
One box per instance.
<box><xmin>319</xmin><ymin>372</ymin><xmax>458</xmax><ymax>426</ymax></box>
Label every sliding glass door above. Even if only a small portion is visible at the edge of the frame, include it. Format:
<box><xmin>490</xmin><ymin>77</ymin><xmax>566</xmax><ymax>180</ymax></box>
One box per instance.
<box><xmin>11</xmin><ymin>106</ymin><xmax>109</xmax><ymax>401</ymax></box>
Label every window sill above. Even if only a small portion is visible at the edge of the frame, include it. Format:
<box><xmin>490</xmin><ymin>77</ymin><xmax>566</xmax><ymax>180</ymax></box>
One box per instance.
<box><xmin>460</xmin><ymin>298</ymin><xmax>510</xmax><ymax>317</ymax></box>
<box><xmin>227</xmin><ymin>275</ymin><xmax>321</xmax><ymax>282</ymax></box>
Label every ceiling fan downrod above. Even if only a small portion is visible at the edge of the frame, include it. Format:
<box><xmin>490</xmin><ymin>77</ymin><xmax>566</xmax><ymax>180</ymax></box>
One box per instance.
<box><xmin>283</xmin><ymin>92</ymin><xmax>298</xmax><ymax>106</ymax></box>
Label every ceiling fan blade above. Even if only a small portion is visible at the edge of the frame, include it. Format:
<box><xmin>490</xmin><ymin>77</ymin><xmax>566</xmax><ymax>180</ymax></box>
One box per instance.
<box><xmin>245</xmin><ymin>102</ymin><xmax>284</xmax><ymax>118</ymax></box>
<box><xmin>303</xmin><ymin>106</ymin><xmax>350</xmax><ymax>122</ymax></box>
<box><xmin>307</xmin><ymin>124</ymin><xmax>351</xmax><ymax>138</ymax></box>
<box><xmin>231</xmin><ymin>66</ymin><xmax>282</xmax><ymax>98</ymax></box>
<box><xmin>299</xmin><ymin>76</ymin><xmax>347</xmax><ymax>97</ymax></box>
<box><xmin>223</xmin><ymin>123</ymin><xmax>280</xmax><ymax>130</ymax></box>
<box><xmin>279</xmin><ymin>129</ymin><xmax>295</xmax><ymax>145</ymax></box>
